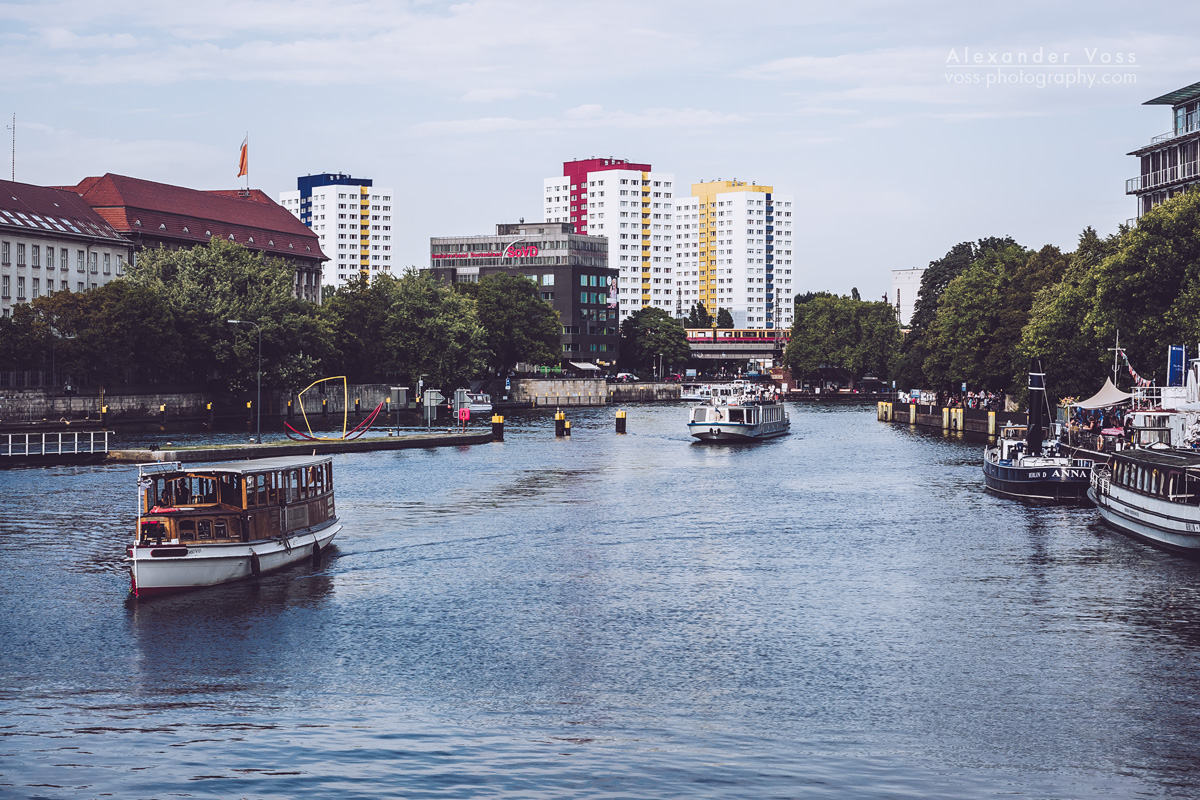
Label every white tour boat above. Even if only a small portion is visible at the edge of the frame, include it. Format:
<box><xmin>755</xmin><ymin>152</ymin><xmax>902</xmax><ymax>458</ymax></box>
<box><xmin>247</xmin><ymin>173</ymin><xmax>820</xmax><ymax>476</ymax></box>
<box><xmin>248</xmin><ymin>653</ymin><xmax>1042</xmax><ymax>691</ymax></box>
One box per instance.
<box><xmin>127</xmin><ymin>455</ymin><xmax>341</xmax><ymax>597</ymax></box>
<box><xmin>687</xmin><ymin>386</ymin><xmax>790</xmax><ymax>442</ymax></box>
<box><xmin>1089</xmin><ymin>448</ymin><xmax>1200</xmax><ymax>555</ymax></box>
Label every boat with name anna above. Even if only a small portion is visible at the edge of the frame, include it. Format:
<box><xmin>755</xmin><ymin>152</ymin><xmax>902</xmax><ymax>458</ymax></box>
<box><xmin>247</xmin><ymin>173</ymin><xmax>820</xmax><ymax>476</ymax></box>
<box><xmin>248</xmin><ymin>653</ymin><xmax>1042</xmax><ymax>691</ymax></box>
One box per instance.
<box><xmin>982</xmin><ymin>368</ymin><xmax>1093</xmax><ymax>502</ymax></box>
<box><xmin>127</xmin><ymin>455</ymin><xmax>341</xmax><ymax>597</ymax></box>
<box><xmin>687</xmin><ymin>385</ymin><xmax>790</xmax><ymax>442</ymax></box>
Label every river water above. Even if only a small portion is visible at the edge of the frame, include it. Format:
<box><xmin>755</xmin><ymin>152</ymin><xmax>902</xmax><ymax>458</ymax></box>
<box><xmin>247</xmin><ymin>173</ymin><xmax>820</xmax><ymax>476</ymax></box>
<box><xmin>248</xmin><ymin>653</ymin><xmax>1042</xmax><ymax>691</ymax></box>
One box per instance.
<box><xmin>2</xmin><ymin>403</ymin><xmax>1200</xmax><ymax>799</ymax></box>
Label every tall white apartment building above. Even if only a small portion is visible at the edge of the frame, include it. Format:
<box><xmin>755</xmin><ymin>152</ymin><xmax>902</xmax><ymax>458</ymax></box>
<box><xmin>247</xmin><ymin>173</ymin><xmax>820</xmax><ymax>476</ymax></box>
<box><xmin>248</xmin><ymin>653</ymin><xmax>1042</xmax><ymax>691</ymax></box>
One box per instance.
<box><xmin>543</xmin><ymin>158</ymin><xmax>676</xmax><ymax>321</ymax></box>
<box><xmin>278</xmin><ymin>173</ymin><xmax>393</xmax><ymax>290</ymax></box>
<box><xmin>674</xmin><ymin>180</ymin><xmax>796</xmax><ymax>330</ymax></box>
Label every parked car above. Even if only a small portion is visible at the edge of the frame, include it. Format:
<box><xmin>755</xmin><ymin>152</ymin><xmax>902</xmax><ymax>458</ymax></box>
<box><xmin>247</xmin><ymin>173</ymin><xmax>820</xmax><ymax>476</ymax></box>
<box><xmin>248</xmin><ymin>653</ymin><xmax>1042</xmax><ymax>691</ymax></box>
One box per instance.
<box><xmin>614</xmin><ymin>372</ymin><xmax>639</xmax><ymax>382</ymax></box>
<box><xmin>666</xmin><ymin>373</ymin><xmax>683</xmax><ymax>382</ymax></box>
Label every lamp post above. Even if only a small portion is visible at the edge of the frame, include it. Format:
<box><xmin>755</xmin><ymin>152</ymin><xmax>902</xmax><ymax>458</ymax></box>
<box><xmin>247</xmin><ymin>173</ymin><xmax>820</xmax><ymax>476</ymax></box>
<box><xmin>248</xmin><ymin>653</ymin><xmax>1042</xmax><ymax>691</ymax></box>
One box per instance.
<box><xmin>227</xmin><ymin>319</ymin><xmax>261</xmax><ymax>443</ymax></box>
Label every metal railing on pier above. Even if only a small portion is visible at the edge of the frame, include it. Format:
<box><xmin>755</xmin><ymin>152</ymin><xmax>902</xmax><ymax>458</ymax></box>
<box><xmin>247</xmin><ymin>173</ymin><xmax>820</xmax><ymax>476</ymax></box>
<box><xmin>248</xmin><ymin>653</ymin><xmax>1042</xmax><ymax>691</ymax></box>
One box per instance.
<box><xmin>0</xmin><ymin>430</ymin><xmax>110</xmax><ymax>460</ymax></box>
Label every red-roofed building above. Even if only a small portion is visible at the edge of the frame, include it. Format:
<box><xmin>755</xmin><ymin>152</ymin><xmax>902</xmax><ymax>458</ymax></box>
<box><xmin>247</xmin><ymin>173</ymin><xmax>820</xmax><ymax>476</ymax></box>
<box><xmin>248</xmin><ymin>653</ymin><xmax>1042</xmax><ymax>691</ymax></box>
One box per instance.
<box><xmin>64</xmin><ymin>174</ymin><xmax>327</xmax><ymax>303</ymax></box>
<box><xmin>0</xmin><ymin>179</ymin><xmax>133</xmax><ymax>317</ymax></box>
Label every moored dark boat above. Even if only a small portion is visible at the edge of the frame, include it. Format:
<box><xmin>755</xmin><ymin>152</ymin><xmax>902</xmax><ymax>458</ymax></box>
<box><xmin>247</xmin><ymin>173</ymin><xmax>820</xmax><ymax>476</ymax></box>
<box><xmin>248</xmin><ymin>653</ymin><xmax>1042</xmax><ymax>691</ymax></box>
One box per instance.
<box><xmin>982</xmin><ymin>368</ymin><xmax>1092</xmax><ymax>502</ymax></box>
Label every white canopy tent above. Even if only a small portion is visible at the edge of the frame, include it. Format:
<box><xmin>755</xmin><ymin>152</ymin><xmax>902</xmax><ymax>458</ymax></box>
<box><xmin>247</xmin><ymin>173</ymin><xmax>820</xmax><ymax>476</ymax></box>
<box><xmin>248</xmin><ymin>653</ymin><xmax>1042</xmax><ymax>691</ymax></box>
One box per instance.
<box><xmin>568</xmin><ymin>361</ymin><xmax>601</xmax><ymax>371</ymax></box>
<box><xmin>1073</xmin><ymin>378</ymin><xmax>1132</xmax><ymax>409</ymax></box>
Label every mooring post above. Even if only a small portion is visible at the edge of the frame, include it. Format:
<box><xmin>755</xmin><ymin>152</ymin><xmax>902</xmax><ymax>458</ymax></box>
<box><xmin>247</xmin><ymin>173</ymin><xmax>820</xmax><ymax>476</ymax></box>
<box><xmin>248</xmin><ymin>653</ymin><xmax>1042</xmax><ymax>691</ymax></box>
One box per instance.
<box><xmin>491</xmin><ymin>414</ymin><xmax>505</xmax><ymax>441</ymax></box>
<box><xmin>555</xmin><ymin>410</ymin><xmax>566</xmax><ymax>437</ymax></box>
<box><xmin>616</xmin><ymin>409</ymin><xmax>627</xmax><ymax>434</ymax></box>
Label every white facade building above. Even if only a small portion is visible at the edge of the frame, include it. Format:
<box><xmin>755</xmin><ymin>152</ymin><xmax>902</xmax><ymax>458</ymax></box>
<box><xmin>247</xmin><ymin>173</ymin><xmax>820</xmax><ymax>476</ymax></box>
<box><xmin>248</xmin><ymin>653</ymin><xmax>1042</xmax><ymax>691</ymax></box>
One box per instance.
<box><xmin>890</xmin><ymin>268</ymin><xmax>924</xmax><ymax>328</ymax></box>
<box><xmin>543</xmin><ymin>158</ymin><xmax>676</xmax><ymax>321</ymax></box>
<box><xmin>279</xmin><ymin>173</ymin><xmax>393</xmax><ymax>290</ymax></box>
<box><xmin>674</xmin><ymin>181</ymin><xmax>796</xmax><ymax>330</ymax></box>
<box><xmin>0</xmin><ymin>179</ymin><xmax>132</xmax><ymax>318</ymax></box>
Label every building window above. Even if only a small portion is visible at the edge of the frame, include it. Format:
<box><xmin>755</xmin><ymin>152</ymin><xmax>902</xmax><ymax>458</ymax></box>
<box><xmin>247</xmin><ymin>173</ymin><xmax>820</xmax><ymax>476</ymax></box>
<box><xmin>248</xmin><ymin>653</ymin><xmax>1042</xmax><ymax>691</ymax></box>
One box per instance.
<box><xmin>103</xmin><ymin>253</ymin><xmax>111</xmax><ymax>275</ymax></box>
<box><xmin>89</xmin><ymin>253</ymin><xmax>98</xmax><ymax>273</ymax></box>
<box><xmin>77</xmin><ymin>282</ymin><xmax>83</xmax><ymax>292</ymax></box>
<box><xmin>31</xmin><ymin>245</ymin><xmax>39</xmax><ymax>268</ymax></box>
<box><xmin>16</xmin><ymin>276</ymin><xmax>25</xmax><ymax>300</ymax></box>
<box><xmin>31</xmin><ymin>277</ymin><xmax>39</xmax><ymax>299</ymax></box>
<box><xmin>0</xmin><ymin>241</ymin><xmax>7</xmax><ymax>264</ymax></box>
<box><xmin>16</xmin><ymin>243</ymin><xmax>25</xmax><ymax>266</ymax></box>
<box><xmin>1</xmin><ymin>275</ymin><xmax>8</xmax><ymax>298</ymax></box>
<box><xmin>116</xmin><ymin>255</ymin><xmax>124</xmax><ymax>275</ymax></box>
<box><xmin>77</xmin><ymin>250</ymin><xmax>84</xmax><ymax>272</ymax></box>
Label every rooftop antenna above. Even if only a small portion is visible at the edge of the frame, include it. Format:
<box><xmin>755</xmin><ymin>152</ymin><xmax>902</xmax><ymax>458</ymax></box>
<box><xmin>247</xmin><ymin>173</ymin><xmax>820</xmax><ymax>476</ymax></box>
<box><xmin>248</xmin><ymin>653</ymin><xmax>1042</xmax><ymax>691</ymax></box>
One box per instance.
<box><xmin>6</xmin><ymin>113</ymin><xmax>13</xmax><ymax>181</ymax></box>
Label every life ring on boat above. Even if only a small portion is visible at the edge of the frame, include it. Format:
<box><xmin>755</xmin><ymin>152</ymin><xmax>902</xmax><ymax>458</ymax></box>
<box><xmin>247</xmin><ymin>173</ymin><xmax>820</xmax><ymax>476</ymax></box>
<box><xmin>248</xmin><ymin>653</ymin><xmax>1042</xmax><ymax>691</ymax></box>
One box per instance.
<box><xmin>312</xmin><ymin>542</ymin><xmax>322</xmax><ymax>567</ymax></box>
<box><xmin>250</xmin><ymin>550</ymin><xmax>262</xmax><ymax>577</ymax></box>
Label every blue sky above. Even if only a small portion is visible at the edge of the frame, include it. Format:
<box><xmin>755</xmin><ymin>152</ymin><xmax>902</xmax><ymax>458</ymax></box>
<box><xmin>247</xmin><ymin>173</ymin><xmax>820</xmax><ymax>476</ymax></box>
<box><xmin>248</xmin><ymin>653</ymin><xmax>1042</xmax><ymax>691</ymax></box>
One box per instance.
<box><xmin>2</xmin><ymin>0</ymin><xmax>1197</xmax><ymax>299</ymax></box>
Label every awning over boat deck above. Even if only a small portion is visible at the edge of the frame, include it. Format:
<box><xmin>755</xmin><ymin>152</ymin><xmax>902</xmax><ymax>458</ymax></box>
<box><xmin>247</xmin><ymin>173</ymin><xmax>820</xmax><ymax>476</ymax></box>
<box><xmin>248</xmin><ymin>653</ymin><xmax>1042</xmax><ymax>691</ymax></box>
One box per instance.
<box><xmin>1073</xmin><ymin>378</ymin><xmax>1133</xmax><ymax>409</ymax></box>
<box><xmin>569</xmin><ymin>361</ymin><xmax>601</xmax><ymax>371</ymax></box>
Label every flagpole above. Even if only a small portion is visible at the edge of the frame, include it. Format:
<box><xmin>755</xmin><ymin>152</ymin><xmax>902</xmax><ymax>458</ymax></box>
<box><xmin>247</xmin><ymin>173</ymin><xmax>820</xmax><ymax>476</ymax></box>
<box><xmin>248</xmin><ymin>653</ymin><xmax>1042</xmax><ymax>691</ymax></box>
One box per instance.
<box><xmin>244</xmin><ymin>131</ymin><xmax>249</xmax><ymax>191</ymax></box>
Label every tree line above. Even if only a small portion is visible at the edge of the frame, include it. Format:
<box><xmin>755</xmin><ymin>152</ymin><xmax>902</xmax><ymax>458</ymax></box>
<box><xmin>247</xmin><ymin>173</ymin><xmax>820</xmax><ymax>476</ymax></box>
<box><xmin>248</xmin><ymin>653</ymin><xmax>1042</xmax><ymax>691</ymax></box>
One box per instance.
<box><xmin>0</xmin><ymin>238</ymin><xmax>560</xmax><ymax>396</ymax></box>
<box><xmin>895</xmin><ymin>190</ymin><xmax>1200</xmax><ymax>402</ymax></box>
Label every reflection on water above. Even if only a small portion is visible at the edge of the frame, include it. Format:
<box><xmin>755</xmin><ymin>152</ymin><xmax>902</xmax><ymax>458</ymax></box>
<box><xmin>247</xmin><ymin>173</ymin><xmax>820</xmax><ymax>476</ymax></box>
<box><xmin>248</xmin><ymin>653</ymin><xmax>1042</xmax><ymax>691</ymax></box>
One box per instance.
<box><xmin>2</xmin><ymin>403</ymin><xmax>1200</xmax><ymax>798</ymax></box>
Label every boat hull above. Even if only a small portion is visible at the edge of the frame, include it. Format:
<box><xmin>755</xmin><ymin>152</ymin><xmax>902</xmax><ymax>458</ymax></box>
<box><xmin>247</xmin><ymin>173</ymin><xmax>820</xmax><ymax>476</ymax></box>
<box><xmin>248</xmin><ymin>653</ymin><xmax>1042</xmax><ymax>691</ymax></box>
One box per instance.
<box><xmin>1089</xmin><ymin>485</ymin><xmax>1200</xmax><ymax>555</ymax></box>
<box><xmin>981</xmin><ymin>458</ymin><xmax>1091</xmax><ymax>502</ymax></box>
<box><xmin>128</xmin><ymin>521</ymin><xmax>340</xmax><ymax>597</ymax></box>
<box><xmin>689</xmin><ymin>421</ymin><xmax>790</xmax><ymax>442</ymax></box>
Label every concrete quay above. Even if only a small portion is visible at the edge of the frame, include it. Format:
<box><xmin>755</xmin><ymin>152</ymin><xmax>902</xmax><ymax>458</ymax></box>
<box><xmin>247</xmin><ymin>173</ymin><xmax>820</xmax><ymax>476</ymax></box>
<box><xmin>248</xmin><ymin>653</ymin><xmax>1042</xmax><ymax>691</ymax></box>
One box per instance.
<box><xmin>109</xmin><ymin>430</ymin><xmax>494</xmax><ymax>464</ymax></box>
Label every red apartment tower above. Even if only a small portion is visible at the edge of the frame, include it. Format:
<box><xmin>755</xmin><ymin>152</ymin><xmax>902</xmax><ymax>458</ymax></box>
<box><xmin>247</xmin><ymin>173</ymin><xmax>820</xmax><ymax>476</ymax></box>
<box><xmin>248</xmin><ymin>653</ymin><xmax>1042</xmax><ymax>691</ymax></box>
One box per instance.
<box><xmin>560</xmin><ymin>158</ymin><xmax>651</xmax><ymax>234</ymax></box>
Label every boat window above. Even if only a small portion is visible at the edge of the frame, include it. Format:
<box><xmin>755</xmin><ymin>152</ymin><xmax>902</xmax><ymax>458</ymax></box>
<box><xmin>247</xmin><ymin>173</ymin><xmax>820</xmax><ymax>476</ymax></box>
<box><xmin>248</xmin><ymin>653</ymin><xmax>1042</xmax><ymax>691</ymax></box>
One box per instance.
<box><xmin>219</xmin><ymin>475</ymin><xmax>240</xmax><ymax>506</ymax></box>
<box><xmin>256</xmin><ymin>473</ymin><xmax>268</xmax><ymax>506</ymax></box>
<box><xmin>197</xmin><ymin>520</ymin><xmax>212</xmax><ymax>539</ymax></box>
<box><xmin>325</xmin><ymin>463</ymin><xmax>333</xmax><ymax>489</ymax></box>
<box><xmin>179</xmin><ymin>520</ymin><xmax>196</xmax><ymax>541</ymax></box>
<box><xmin>214</xmin><ymin>519</ymin><xmax>228</xmax><ymax>539</ymax></box>
<box><xmin>288</xmin><ymin>470</ymin><xmax>299</xmax><ymax>502</ymax></box>
<box><xmin>267</xmin><ymin>472</ymin><xmax>279</xmax><ymax>505</ymax></box>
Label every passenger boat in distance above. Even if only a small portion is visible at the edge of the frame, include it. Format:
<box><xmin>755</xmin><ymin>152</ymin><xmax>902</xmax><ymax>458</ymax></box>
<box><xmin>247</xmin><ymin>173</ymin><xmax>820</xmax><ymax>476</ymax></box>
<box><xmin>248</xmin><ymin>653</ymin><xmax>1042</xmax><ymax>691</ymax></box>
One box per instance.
<box><xmin>982</xmin><ymin>368</ymin><xmax>1092</xmax><ymax>502</ymax></box>
<box><xmin>687</xmin><ymin>385</ymin><xmax>790</xmax><ymax>442</ymax></box>
<box><xmin>127</xmin><ymin>455</ymin><xmax>341</xmax><ymax>597</ymax></box>
<box><xmin>1089</xmin><ymin>448</ymin><xmax>1200</xmax><ymax>555</ymax></box>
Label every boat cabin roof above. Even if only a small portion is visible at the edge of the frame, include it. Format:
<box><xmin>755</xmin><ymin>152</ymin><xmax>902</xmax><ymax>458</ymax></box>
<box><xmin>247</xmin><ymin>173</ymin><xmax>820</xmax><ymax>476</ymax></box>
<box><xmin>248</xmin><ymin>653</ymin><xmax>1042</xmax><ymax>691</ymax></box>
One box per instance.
<box><xmin>161</xmin><ymin>455</ymin><xmax>332</xmax><ymax>477</ymax></box>
<box><xmin>1112</xmin><ymin>448</ymin><xmax>1200</xmax><ymax>472</ymax></box>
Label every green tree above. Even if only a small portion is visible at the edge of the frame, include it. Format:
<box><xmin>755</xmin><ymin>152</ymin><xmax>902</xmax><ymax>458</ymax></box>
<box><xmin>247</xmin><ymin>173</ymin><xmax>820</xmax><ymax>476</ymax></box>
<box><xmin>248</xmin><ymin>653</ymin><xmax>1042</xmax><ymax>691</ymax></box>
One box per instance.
<box><xmin>685</xmin><ymin>302</ymin><xmax>713</xmax><ymax>328</ymax></box>
<box><xmin>784</xmin><ymin>294</ymin><xmax>901</xmax><ymax>388</ymax></box>
<box><xmin>895</xmin><ymin>236</ymin><xmax>1017</xmax><ymax>387</ymax></box>
<box><xmin>320</xmin><ymin>274</ymin><xmax>402</xmax><ymax>383</ymax></box>
<box><xmin>1085</xmin><ymin>191</ymin><xmax>1200</xmax><ymax>382</ymax></box>
<box><xmin>473</xmin><ymin>273</ymin><xmax>560</xmax><ymax>376</ymax></box>
<box><xmin>125</xmin><ymin>237</ymin><xmax>332</xmax><ymax>392</ymax></box>
<box><xmin>1017</xmin><ymin>228</ymin><xmax>1121</xmax><ymax>402</ymax></box>
<box><xmin>384</xmin><ymin>270</ymin><xmax>487</xmax><ymax>391</ymax></box>
<box><xmin>716</xmin><ymin>307</ymin><xmax>735</xmax><ymax>328</ymax></box>
<box><xmin>619</xmin><ymin>307</ymin><xmax>691</xmax><ymax>374</ymax></box>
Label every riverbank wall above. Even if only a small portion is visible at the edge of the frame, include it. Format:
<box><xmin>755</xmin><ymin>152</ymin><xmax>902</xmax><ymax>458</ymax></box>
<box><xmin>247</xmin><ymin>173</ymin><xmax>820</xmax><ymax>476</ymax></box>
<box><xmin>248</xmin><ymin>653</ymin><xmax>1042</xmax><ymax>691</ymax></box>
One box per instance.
<box><xmin>509</xmin><ymin>378</ymin><xmax>680</xmax><ymax>407</ymax></box>
<box><xmin>877</xmin><ymin>401</ymin><xmax>1027</xmax><ymax>435</ymax></box>
<box><xmin>0</xmin><ymin>384</ymin><xmax>395</xmax><ymax>427</ymax></box>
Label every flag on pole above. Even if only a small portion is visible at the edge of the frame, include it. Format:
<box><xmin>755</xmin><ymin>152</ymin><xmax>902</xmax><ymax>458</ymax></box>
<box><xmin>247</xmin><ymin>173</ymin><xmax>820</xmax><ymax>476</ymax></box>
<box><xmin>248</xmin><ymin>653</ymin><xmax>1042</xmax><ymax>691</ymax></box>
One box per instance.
<box><xmin>237</xmin><ymin>136</ymin><xmax>248</xmax><ymax>178</ymax></box>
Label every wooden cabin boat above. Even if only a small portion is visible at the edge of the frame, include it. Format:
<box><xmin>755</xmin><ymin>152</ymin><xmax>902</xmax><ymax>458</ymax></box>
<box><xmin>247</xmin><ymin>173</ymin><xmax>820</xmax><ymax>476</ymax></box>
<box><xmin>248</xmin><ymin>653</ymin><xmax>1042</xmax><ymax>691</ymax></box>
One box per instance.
<box><xmin>127</xmin><ymin>455</ymin><xmax>341</xmax><ymax>597</ymax></box>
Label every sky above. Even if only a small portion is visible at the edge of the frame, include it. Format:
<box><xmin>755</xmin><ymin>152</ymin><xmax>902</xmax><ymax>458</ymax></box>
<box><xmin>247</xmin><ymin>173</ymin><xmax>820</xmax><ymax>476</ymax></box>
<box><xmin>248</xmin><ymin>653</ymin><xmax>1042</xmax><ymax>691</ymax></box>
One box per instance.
<box><xmin>2</xmin><ymin>0</ymin><xmax>1198</xmax><ymax>301</ymax></box>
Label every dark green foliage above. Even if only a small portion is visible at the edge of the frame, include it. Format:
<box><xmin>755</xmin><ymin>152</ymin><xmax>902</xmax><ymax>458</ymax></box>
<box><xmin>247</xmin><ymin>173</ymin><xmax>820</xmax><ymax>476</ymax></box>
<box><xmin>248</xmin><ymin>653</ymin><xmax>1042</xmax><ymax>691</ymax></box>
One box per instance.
<box><xmin>685</xmin><ymin>302</ymin><xmax>713</xmax><ymax>328</ymax></box>
<box><xmin>783</xmin><ymin>293</ymin><xmax>901</xmax><ymax>387</ymax></box>
<box><xmin>619</xmin><ymin>307</ymin><xmax>691</xmax><ymax>373</ymax></box>
<box><xmin>474</xmin><ymin>273</ymin><xmax>561</xmax><ymax>376</ymax></box>
<box><xmin>716</xmin><ymin>307</ymin><xmax>735</xmax><ymax>328</ymax></box>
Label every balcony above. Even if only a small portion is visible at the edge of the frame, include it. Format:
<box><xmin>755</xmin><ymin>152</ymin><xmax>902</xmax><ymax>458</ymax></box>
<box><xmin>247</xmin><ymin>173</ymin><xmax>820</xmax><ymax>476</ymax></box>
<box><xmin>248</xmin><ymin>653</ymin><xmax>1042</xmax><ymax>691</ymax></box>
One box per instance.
<box><xmin>1149</xmin><ymin>115</ymin><xmax>1200</xmax><ymax>145</ymax></box>
<box><xmin>1126</xmin><ymin>160</ymin><xmax>1200</xmax><ymax>194</ymax></box>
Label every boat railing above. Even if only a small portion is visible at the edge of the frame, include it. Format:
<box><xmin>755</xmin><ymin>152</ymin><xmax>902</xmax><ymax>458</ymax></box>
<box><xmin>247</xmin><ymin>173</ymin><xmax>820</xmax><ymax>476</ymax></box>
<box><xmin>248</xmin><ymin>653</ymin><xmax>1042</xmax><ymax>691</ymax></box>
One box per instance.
<box><xmin>1</xmin><ymin>430</ymin><xmax>110</xmax><ymax>458</ymax></box>
<box><xmin>1091</xmin><ymin>466</ymin><xmax>1110</xmax><ymax>493</ymax></box>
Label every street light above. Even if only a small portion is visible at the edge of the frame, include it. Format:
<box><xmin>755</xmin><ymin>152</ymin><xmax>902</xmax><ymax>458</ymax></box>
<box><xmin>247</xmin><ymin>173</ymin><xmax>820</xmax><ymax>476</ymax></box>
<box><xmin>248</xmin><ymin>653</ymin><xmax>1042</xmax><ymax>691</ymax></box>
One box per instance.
<box><xmin>227</xmin><ymin>319</ymin><xmax>261</xmax><ymax>443</ymax></box>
